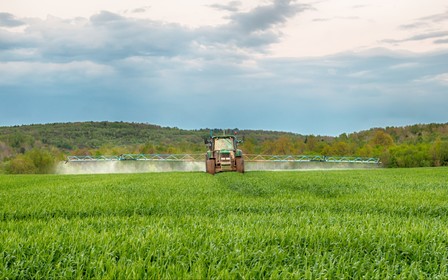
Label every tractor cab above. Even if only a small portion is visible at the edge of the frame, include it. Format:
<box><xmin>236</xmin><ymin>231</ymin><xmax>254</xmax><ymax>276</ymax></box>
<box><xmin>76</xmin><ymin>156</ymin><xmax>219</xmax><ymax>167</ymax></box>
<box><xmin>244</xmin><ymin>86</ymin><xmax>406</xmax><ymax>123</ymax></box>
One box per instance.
<box><xmin>205</xmin><ymin>134</ymin><xmax>244</xmax><ymax>175</ymax></box>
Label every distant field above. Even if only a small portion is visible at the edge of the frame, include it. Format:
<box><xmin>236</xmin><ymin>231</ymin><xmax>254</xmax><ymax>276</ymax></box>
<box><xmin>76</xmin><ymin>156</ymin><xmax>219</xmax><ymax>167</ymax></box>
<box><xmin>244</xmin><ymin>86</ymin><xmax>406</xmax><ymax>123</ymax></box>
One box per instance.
<box><xmin>1</xmin><ymin>168</ymin><xmax>447</xmax><ymax>278</ymax></box>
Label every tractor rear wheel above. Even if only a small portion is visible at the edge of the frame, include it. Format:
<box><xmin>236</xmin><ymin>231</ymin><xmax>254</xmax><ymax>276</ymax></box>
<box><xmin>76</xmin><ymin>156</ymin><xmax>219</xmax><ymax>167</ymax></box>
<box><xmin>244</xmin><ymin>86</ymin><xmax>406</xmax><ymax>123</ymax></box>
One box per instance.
<box><xmin>236</xmin><ymin>157</ymin><xmax>244</xmax><ymax>173</ymax></box>
<box><xmin>206</xmin><ymin>159</ymin><xmax>216</xmax><ymax>175</ymax></box>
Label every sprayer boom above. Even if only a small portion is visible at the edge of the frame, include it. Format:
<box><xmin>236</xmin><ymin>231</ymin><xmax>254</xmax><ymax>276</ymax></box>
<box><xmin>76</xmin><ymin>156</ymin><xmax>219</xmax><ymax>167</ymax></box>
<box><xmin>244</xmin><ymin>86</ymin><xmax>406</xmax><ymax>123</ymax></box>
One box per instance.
<box><xmin>66</xmin><ymin>154</ymin><xmax>204</xmax><ymax>162</ymax></box>
<box><xmin>66</xmin><ymin>153</ymin><xmax>379</xmax><ymax>164</ymax></box>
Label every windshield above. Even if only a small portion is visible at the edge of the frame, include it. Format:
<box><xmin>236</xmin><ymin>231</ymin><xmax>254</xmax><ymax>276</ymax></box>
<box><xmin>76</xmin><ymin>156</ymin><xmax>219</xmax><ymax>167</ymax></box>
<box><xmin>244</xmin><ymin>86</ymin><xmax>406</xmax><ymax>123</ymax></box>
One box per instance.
<box><xmin>214</xmin><ymin>138</ymin><xmax>234</xmax><ymax>150</ymax></box>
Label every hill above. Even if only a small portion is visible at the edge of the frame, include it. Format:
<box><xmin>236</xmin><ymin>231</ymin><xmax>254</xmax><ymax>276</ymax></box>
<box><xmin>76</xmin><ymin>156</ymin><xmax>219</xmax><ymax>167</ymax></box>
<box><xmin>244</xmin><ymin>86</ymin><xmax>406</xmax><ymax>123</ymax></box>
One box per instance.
<box><xmin>1</xmin><ymin>121</ymin><xmax>448</xmax><ymax>173</ymax></box>
<box><xmin>0</xmin><ymin>121</ymin><xmax>307</xmax><ymax>153</ymax></box>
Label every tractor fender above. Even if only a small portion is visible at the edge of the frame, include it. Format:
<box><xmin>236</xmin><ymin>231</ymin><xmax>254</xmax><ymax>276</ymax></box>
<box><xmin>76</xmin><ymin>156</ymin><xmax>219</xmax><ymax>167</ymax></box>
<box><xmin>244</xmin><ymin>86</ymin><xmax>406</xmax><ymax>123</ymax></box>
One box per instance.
<box><xmin>206</xmin><ymin>150</ymin><xmax>214</xmax><ymax>159</ymax></box>
<box><xmin>235</xmin><ymin>149</ymin><xmax>243</xmax><ymax>157</ymax></box>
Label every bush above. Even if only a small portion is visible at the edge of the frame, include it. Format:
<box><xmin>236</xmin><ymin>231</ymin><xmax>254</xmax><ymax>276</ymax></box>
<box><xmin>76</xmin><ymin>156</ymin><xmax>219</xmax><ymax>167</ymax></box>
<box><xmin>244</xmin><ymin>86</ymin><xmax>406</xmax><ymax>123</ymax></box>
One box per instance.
<box><xmin>27</xmin><ymin>149</ymin><xmax>56</xmax><ymax>173</ymax></box>
<box><xmin>388</xmin><ymin>144</ymin><xmax>431</xmax><ymax>168</ymax></box>
<box><xmin>5</xmin><ymin>149</ymin><xmax>56</xmax><ymax>174</ymax></box>
<box><xmin>5</xmin><ymin>154</ymin><xmax>37</xmax><ymax>174</ymax></box>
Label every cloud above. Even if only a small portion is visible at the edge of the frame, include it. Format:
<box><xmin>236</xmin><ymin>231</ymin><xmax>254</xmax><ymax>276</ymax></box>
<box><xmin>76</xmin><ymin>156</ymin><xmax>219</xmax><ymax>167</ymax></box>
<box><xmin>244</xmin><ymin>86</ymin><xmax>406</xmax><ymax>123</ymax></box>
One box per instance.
<box><xmin>228</xmin><ymin>0</ymin><xmax>309</xmax><ymax>33</ymax></box>
<box><xmin>2</xmin><ymin>45</ymin><xmax>447</xmax><ymax>135</ymax></box>
<box><xmin>312</xmin><ymin>18</ymin><xmax>330</xmax><ymax>22</ymax></box>
<box><xmin>418</xmin><ymin>9</ymin><xmax>448</xmax><ymax>23</ymax></box>
<box><xmin>0</xmin><ymin>12</ymin><xmax>25</xmax><ymax>27</ymax></box>
<box><xmin>383</xmin><ymin>31</ymin><xmax>448</xmax><ymax>43</ymax></box>
<box><xmin>434</xmin><ymin>38</ymin><xmax>448</xmax><ymax>44</ymax></box>
<box><xmin>199</xmin><ymin>0</ymin><xmax>310</xmax><ymax>51</ymax></box>
<box><xmin>90</xmin><ymin>10</ymin><xmax>124</xmax><ymax>23</ymax></box>
<box><xmin>0</xmin><ymin>12</ymin><xmax>196</xmax><ymax>63</ymax></box>
<box><xmin>399</xmin><ymin>22</ymin><xmax>428</xmax><ymax>30</ymax></box>
<box><xmin>396</xmin><ymin>9</ymin><xmax>448</xmax><ymax>46</ymax></box>
<box><xmin>209</xmin><ymin>1</ymin><xmax>242</xmax><ymax>12</ymax></box>
<box><xmin>0</xmin><ymin>0</ymin><xmax>305</xmax><ymax>63</ymax></box>
<box><xmin>388</xmin><ymin>62</ymin><xmax>419</xmax><ymax>69</ymax></box>
<box><xmin>400</xmin><ymin>9</ymin><xmax>448</xmax><ymax>29</ymax></box>
<box><xmin>1</xmin><ymin>1</ymin><xmax>448</xmax><ymax>135</ymax></box>
<box><xmin>415</xmin><ymin>73</ymin><xmax>448</xmax><ymax>85</ymax></box>
<box><xmin>131</xmin><ymin>6</ymin><xmax>151</xmax><ymax>14</ymax></box>
<box><xmin>405</xmin><ymin>31</ymin><xmax>448</xmax><ymax>41</ymax></box>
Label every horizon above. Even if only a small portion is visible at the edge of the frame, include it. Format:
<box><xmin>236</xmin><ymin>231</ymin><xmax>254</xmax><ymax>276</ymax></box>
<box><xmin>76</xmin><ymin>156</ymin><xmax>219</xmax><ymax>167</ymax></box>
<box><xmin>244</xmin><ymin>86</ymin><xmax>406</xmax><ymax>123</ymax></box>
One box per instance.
<box><xmin>1</xmin><ymin>119</ymin><xmax>447</xmax><ymax>137</ymax></box>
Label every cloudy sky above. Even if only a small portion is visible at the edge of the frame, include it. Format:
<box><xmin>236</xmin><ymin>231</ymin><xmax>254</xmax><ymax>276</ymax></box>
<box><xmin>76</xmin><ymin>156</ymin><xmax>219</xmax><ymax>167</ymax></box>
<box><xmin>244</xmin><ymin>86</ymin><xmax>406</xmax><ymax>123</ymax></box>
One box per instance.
<box><xmin>1</xmin><ymin>0</ymin><xmax>447</xmax><ymax>135</ymax></box>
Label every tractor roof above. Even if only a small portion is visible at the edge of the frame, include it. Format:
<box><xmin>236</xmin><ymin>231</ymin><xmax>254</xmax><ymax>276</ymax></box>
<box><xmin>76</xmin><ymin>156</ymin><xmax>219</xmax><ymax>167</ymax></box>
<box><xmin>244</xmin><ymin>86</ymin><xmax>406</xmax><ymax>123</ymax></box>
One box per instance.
<box><xmin>212</xmin><ymin>135</ymin><xmax>236</xmax><ymax>139</ymax></box>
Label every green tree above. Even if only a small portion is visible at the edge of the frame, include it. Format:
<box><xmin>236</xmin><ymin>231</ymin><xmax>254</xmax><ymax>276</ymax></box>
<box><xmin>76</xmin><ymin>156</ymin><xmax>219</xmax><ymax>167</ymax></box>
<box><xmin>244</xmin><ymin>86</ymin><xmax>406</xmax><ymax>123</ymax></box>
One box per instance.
<box><xmin>389</xmin><ymin>144</ymin><xmax>431</xmax><ymax>168</ymax></box>
<box><xmin>431</xmin><ymin>138</ymin><xmax>443</xmax><ymax>166</ymax></box>
<box><xmin>371</xmin><ymin>130</ymin><xmax>395</xmax><ymax>147</ymax></box>
<box><xmin>273</xmin><ymin>137</ymin><xmax>293</xmax><ymax>155</ymax></box>
<box><xmin>6</xmin><ymin>154</ymin><xmax>36</xmax><ymax>174</ymax></box>
<box><xmin>357</xmin><ymin>144</ymin><xmax>374</xmax><ymax>157</ymax></box>
<box><xmin>26</xmin><ymin>148</ymin><xmax>56</xmax><ymax>173</ymax></box>
<box><xmin>430</xmin><ymin>139</ymin><xmax>448</xmax><ymax>166</ymax></box>
<box><xmin>5</xmin><ymin>149</ymin><xmax>56</xmax><ymax>174</ymax></box>
<box><xmin>304</xmin><ymin>136</ymin><xmax>318</xmax><ymax>153</ymax></box>
<box><xmin>261</xmin><ymin>140</ymin><xmax>275</xmax><ymax>154</ymax></box>
<box><xmin>292</xmin><ymin>139</ymin><xmax>306</xmax><ymax>154</ymax></box>
<box><xmin>240</xmin><ymin>137</ymin><xmax>256</xmax><ymax>154</ymax></box>
<box><xmin>139</xmin><ymin>143</ymin><xmax>156</xmax><ymax>154</ymax></box>
<box><xmin>325</xmin><ymin>141</ymin><xmax>351</xmax><ymax>156</ymax></box>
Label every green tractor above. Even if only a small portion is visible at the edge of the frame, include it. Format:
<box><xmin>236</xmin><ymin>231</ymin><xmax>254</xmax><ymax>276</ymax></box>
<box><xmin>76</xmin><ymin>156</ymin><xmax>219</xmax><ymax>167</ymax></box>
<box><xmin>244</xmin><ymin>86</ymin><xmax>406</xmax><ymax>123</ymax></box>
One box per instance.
<box><xmin>205</xmin><ymin>133</ymin><xmax>244</xmax><ymax>175</ymax></box>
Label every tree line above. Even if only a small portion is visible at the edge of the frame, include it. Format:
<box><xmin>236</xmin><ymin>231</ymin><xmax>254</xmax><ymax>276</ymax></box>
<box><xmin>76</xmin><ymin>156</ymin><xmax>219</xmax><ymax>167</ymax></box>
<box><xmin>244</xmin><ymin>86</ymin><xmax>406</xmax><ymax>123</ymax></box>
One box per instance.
<box><xmin>1</xmin><ymin>122</ymin><xmax>447</xmax><ymax>174</ymax></box>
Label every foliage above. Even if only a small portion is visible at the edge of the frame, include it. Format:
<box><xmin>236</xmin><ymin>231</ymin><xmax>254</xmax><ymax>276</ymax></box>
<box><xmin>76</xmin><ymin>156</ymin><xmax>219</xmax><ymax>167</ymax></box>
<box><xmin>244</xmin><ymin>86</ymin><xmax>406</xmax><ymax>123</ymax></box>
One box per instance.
<box><xmin>1</xmin><ymin>121</ymin><xmax>448</xmax><ymax>173</ymax></box>
<box><xmin>5</xmin><ymin>154</ymin><xmax>36</xmax><ymax>174</ymax></box>
<box><xmin>4</xmin><ymin>149</ymin><xmax>56</xmax><ymax>174</ymax></box>
<box><xmin>1</xmin><ymin>169</ymin><xmax>448</xmax><ymax>278</ymax></box>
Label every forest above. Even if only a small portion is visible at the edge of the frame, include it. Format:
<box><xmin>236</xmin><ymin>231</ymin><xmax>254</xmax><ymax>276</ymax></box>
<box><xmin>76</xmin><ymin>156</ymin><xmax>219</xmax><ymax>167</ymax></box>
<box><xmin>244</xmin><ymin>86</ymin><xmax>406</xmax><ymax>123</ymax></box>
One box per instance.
<box><xmin>1</xmin><ymin>121</ymin><xmax>448</xmax><ymax>174</ymax></box>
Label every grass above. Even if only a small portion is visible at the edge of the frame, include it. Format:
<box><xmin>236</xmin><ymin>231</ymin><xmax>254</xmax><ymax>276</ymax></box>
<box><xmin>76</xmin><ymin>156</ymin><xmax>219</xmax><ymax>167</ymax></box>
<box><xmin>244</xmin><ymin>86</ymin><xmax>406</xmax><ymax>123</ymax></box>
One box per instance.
<box><xmin>1</xmin><ymin>168</ymin><xmax>448</xmax><ymax>279</ymax></box>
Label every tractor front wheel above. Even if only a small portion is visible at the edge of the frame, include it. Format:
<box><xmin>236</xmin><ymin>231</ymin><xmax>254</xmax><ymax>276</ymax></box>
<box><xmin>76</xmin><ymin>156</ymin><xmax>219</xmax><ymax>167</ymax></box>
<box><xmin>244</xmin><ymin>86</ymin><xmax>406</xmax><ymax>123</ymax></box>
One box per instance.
<box><xmin>236</xmin><ymin>157</ymin><xmax>244</xmax><ymax>173</ymax></box>
<box><xmin>206</xmin><ymin>159</ymin><xmax>216</xmax><ymax>175</ymax></box>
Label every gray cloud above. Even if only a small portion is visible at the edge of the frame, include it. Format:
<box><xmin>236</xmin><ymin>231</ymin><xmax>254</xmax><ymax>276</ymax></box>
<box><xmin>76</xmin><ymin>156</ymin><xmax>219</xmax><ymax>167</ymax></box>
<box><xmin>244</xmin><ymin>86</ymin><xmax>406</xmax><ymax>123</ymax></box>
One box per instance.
<box><xmin>90</xmin><ymin>10</ymin><xmax>124</xmax><ymax>23</ymax></box>
<box><xmin>228</xmin><ymin>0</ymin><xmax>309</xmax><ymax>33</ymax></box>
<box><xmin>0</xmin><ymin>12</ymin><xmax>196</xmax><ymax>62</ymax></box>
<box><xmin>383</xmin><ymin>31</ymin><xmax>448</xmax><ymax>43</ymax></box>
<box><xmin>396</xmin><ymin>9</ymin><xmax>448</xmax><ymax>48</ymax></box>
<box><xmin>399</xmin><ymin>22</ymin><xmax>429</xmax><ymax>30</ymax></box>
<box><xmin>402</xmin><ymin>9</ymin><xmax>448</xmax><ymax>29</ymax></box>
<box><xmin>435</xmin><ymin>38</ymin><xmax>448</xmax><ymax>44</ymax></box>
<box><xmin>312</xmin><ymin>18</ymin><xmax>330</xmax><ymax>22</ymax></box>
<box><xmin>0</xmin><ymin>12</ymin><xmax>25</xmax><ymax>27</ymax></box>
<box><xmin>0</xmin><ymin>0</ymin><xmax>304</xmax><ymax>63</ymax></box>
<box><xmin>399</xmin><ymin>9</ymin><xmax>448</xmax><ymax>30</ymax></box>
<box><xmin>1</xmin><ymin>1</ymin><xmax>447</xmax><ymax>135</ymax></box>
<box><xmin>131</xmin><ymin>6</ymin><xmax>151</xmax><ymax>14</ymax></box>
<box><xmin>418</xmin><ymin>9</ymin><xmax>448</xmax><ymax>23</ymax></box>
<box><xmin>201</xmin><ymin>0</ymin><xmax>310</xmax><ymax>50</ymax></box>
<box><xmin>209</xmin><ymin>1</ymin><xmax>242</xmax><ymax>12</ymax></box>
<box><xmin>404</xmin><ymin>31</ymin><xmax>448</xmax><ymax>41</ymax></box>
<box><xmin>1</xmin><ymin>46</ymin><xmax>447</xmax><ymax>135</ymax></box>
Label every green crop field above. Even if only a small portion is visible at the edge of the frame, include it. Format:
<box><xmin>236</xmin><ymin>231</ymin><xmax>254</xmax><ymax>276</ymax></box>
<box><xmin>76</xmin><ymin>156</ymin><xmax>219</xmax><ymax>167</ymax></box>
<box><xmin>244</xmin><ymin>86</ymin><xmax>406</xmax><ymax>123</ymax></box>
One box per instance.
<box><xmin>1</xmin><ymin>168</ymin><xmax>448</xmax><ymax>279</ymax></box>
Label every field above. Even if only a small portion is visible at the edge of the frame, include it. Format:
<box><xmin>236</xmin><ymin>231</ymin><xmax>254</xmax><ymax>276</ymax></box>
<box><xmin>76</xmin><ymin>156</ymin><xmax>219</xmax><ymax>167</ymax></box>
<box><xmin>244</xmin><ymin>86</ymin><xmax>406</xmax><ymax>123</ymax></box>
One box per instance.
<box><xmin>1</xmin><ymin>168</ymin><xmax>448</xmax><ymax>279</ymax></box>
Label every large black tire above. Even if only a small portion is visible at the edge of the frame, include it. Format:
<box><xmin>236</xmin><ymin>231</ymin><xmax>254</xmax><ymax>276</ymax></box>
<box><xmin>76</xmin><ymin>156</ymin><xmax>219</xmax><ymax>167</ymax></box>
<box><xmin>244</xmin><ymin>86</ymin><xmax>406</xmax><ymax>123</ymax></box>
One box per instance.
<box><xmin>236</xmin><ymin>157</ymin><xmax>244</xmax><ymax>173</ymax></box>
<box><xmin>206</xmin><ymin>159</ymin><xmax>216</xmax><ymax>175</ymax></box>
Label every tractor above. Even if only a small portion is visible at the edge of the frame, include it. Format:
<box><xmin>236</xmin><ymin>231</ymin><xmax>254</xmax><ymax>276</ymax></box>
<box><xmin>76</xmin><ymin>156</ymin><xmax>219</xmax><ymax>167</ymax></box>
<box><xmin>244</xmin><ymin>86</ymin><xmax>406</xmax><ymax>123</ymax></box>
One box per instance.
<box><xmin>204</xmin><ymin>133</ymin><xmax>244</xmax><ymax>175</ymax></box>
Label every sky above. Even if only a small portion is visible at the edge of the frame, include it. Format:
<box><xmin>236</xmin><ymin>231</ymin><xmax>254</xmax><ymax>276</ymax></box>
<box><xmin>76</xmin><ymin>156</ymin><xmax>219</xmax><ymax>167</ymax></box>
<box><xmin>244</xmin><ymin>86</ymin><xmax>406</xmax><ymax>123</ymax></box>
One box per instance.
<box><xmin>1</xmin><ymin>0</ymin><xmax>447</xmax><ymax>136</ymax></box>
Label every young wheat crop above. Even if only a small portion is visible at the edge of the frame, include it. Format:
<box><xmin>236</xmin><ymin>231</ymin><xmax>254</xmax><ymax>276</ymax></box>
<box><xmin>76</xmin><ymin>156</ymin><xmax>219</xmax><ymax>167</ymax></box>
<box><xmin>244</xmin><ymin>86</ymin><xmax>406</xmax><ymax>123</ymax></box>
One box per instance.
<box><xmin>1</xmin><ymin>168</ymin><xmax>447</xmax><ymax>278</ymax></box>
